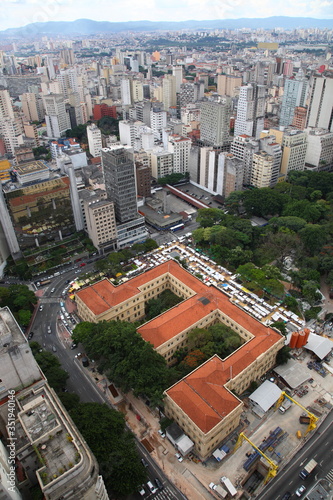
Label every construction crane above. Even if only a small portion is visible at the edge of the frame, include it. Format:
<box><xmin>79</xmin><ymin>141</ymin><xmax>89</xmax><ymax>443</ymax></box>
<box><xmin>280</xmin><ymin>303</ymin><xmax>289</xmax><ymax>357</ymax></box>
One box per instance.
<box><xmin>275</xmin><ymin>391</ymin><xmax>318</xmax><ymax>436</ymax></box>
<box><xmin>234</xmin><ymin>432</ymin><xmax>279</xmax><ymax>484</ymax></box>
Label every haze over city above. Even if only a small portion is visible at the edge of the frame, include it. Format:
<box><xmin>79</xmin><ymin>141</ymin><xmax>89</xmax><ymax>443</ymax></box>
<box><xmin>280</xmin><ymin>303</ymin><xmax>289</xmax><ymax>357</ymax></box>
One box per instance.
<box><xmin>1</xmin><ymin>0</ymin><xmax>333</xmax><ymax>31</ymax></box>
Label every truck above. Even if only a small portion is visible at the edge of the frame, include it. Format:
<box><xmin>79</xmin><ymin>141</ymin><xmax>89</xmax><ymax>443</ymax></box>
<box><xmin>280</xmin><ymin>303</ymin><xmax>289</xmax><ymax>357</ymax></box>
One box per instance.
<box><xmin>213</xmin><ymin>484</ymin><xmax>228</xmax><ymax>498</ymax></box>
<box><xmin>299</xmin><ymin>415</ymin><xmax>311</xmax><ymax>425</ymax></box>
<box><xmin>278</xmin><ymin>398</ymin><xmax>292</xmax><ymax>414</ymax></box>
<box><xmin>220</xmin><ymin>477</ymin><xmax>237</xmax><ymax>497</ymax></box>
<box><xmin>299</xmin><ymin>459</ymin><xmax>317</xmax><ymax>479</ymax></box>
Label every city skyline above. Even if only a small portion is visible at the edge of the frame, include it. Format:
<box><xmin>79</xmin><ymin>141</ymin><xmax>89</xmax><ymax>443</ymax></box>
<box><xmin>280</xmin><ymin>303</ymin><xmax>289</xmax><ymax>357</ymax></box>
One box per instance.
<box><xmin>1</xmin><ymin>0</ymin><xmax>333</xmax><ymax>32</ymax></box>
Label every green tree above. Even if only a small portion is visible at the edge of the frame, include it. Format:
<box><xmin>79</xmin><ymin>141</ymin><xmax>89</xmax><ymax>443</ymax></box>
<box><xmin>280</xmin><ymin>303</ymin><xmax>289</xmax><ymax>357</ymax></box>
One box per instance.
<box><xmin>276</xmin><ymin>346</ymin><xmax>291</xmax><ymax>365</ymax></box>
<box><xmin>299</xmin><ymin>224</ymin><xmax>327</xmax><ymax>255</ymax></box>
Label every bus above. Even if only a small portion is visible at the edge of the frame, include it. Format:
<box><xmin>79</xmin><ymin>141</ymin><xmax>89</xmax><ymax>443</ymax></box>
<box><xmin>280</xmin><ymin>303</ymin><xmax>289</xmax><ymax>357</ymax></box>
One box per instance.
<box><xmin>170</xmin><ymin>223</ymin><xmax>185</xmax><ymax>232</ymax></box>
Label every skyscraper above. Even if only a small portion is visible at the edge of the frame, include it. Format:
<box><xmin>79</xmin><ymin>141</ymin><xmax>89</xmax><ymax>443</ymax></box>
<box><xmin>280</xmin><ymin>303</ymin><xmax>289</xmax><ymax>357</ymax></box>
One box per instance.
<box><xmin>43</xmin><ymin>94</ymin><xmax>70</xmax><ymax>138</ymax></box>
<box><xmin>306</xmin><ymin>73</ymin><xmax>333</xmax><ymax>132</ymax></box>
<box><xmin>87</xmin><ymin>123</ymin><xmax>102</xmax><ymax>157</ymax></box>
<box><xmin>200</xmin><ymin>99</ymin><xmax>231</xmax><ymax>147</ymax></box>
<box><xmin>279</xmin><ymin>74</ymin><xmax>308</xmax><ymax>127</ymax></box>
<box><xmin>102</xmin><ymin>146</ymin><xmax>138</xmax><ymax>223</ymax></box>
<box><xmin>234</xmin><ymin>83</ymin><xmax>265</xmax><ymax>139</ymax></box>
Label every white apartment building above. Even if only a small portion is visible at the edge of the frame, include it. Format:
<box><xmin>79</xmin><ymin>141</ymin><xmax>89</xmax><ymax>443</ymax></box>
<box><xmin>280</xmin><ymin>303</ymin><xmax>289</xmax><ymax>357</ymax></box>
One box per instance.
<box><xmin>167</xmin><ymin>134</ymin><xmax>191</xmax><ymax>174</ymax></box>
<box><xmin>306</xmin><ymin>74</ymin><xmax>333</xmax><ymax>132</ymax></box>
<box><xmin>148</xmin><ymin>148</ymin><xmax>174</xmax><ymax>179</ymax></box>
<box><xmin>251</xmin><ymin>151</ymin><xmax>276</xmax><ymax>188</ymax></box>
<box><xmin>121</xmin><ymin>78</ymin><xmax>132</xmax><ymax>106</ymax></box>
<box><xmin>305</xmin><ymin>128</ymin><xmax>333</xmax><ymax>171</ymax></box>
<box><xmin>280</xmin><ymin>129</ymin><xmax>307</xmax><ymax>176</ymax></box>
<box><xmin>43</xmin><ymin>94</ymin><xmax>70</xmax><ymax>138</ymax></box>
<box><xmin>150</xmin><ymin>107</ymin><xmax>167</xmax><ymax>141</ymax></box>
<box><xmin>84</xmin><ymin>198</ymin><xmax>117</xmax><ymax>252</ymax></box>
<box><xmin>87</xmin><ymin>123</ymin><xmax>102</xmax><ymax>157</ymax></box>
<box><xmin>230</xmin><ymin>134</ymin><xmax>259</xmax><ymax>186</ymax></box>
<box><xmin>234</xmin><ymin>83</ymin><xmax>265</xmax><ymax>139</ymax></box>
<box><xmin>0</xmin><ymin>90</ymin><xmax>14</xmax><ymax>119</ymax></box>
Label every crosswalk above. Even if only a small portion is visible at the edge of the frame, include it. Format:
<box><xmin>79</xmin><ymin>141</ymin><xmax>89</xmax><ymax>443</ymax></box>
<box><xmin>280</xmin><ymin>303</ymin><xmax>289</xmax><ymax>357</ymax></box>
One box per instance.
<box><xmin>326</xmin><ymin>469</ymin><xmax>333</xmax><ymax>483</ymax></box>
<box><xmin>153</xmin><ymin>487</ymin><xmax>176</xmax><ymax>499</ymax></box>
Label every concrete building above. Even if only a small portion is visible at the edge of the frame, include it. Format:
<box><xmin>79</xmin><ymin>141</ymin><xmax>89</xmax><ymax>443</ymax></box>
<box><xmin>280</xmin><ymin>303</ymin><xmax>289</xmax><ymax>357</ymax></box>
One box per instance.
<box><xmin>234</xmin><ymin>83</ymin><xmax>266</xmax><ymax>139</ymax></box>
<box><xmin>167</xmin><ymin>135</ymin><xmax>191</xmax><ymax>174</ymax></box>
<box><xmin>102</xmin><ymin>146</ymin><xmax>138</xmax><ymax>223</ymax></box>
<box><xmin>135</xmin><ymin>162</ymin><xmax>151</xmax><ymax>198</ymax></box>
<box><xmin>218</xmin><ymin>152</ymin><xmax>245</xmax><ymax>197</ymax></box>
<box><xmin>0</xmin><ymin>89</ymin><xmax>14</xmax><ymax>120</ymax></box>
<box><xmin>306</xmin><ymin>73</ymin><xmax>333</xmax><ymax>132</ymax></box>
<box><xmin>149</xmin><ymin>149</ymin><xmax>173</xmax><ymax>180</ymax></box>
<box><xmin>75</xmin><ymin>260</ymin><xmax>283</xmax><ymax>460</ymax></box>
<box><xmin>120</xmin><ymin>78</ymin><xmax>132</xmax><ymax>106</ymax></box>
<box><xmin>0</xmin><ymin>306</ymin><xmax>108</xmax><ymax>500</ymax></box>
<box><xmin>87</xmin><ymin>124</ymin><xmax>102</xmax><ymax>158</ymax></box>
<box><xmin>84</xmin><ymin>197</ymin><xmax>117</xmax><ymax>252</ymax></box>
<box><xmin>172</xmin><ymin>66</ymin><xmax>184</xmax><ymax>93</ymax></box>
<box><xmin>251</xmin><ymin>151</ymin><xmax>277</xmax><ymax>188</ymax></box>
<box><xmin>150</xmin><ymin>106</ymin><xmax>167</xmax><ymax>141</ymax></box>
<box><xmin>280</xmin><ymin>129</ymin><xmax>307</xmax><ymax>177</ymax></box>
<box><xmin>230</xmin><ymin>134</ymin><xmax>259</xmax><ymax>186</ymax></box>
<box><xmin>162</xmin><ymin>75</ymin><xmax>177</xmax><ymax>113</ymax></box>
<box><xmin>259</xmin><ymin>135</ymin><xmax>282</xmax><ymax>186</ymax></box>
<box><xmin>304</xmin><ymin>128</ymin><xmax>333</xmax><ymax>171</ymax></box>
<box><xmin>217</xmin><ymin>74</ymin><xmax>242</xmax><ymax>97</ymax></box>
<box><xmin>292</xmin><ymin>106</ymin><xmax>307</xmax><ymax>130</ymax></box>
<box><xmin>179</xmin><ymin>82</ymin><xmax>204</xmax><ymax>107</ymax></box>
<box><xmin>279</xmin><ymin>75</ymin><xmax>308</xmax><ymax>127</ymax></box>
<box><xmin>43</xmin><ymin>94</ymin><xmax>71</xmax><ymax>139</ymax></box>
<box><xmin>200</xmin><ymin>99</ymin><xmax>231</xmax><ymax>147</ymax></box>
<box><xmin>0</xmin><ymin>118</ymin><xmax>24</xmax><ymax>157</ymax></box>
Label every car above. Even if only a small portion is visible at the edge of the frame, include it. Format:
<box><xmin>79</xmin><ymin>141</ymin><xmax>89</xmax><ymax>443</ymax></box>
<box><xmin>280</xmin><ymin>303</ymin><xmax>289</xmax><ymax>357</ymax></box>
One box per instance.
<box><xmin>71</xmin><ymin>343</ymin><xmax>78</xmax><ymax>350</ymax></box>
<box><xmin>282</xmin><ymin>493</ymin><xmax>291</xmax><ymax>500</ymax></box>
<box><xmin>50</xmin><ymin>288</ymin><xmax>55</xmax><ymax>293</ymax></box>
<box><xmin>75</xmin><ymin>352</ymin><xmax>82</xmax><ymax>358</ymax></box>
<box><xmin>27</xmin><ymin>331</ymin><xmax>34</xmax><ymax>340</ymax></box>
<box><xmin>39</xmin><ymin>305</ymin><xmax>43</xmax><ymax>312</ymax></box>
<box><xmin>154</xmin><ymin>478</ymin><xmax>163</xmax><ymax>490</ymax></box>
<box><xmin>209</xmin><ymin>482</ymin><xmax>216</xmax><ymax>490</ymax></box>
<box><xmin>158</xmin><ymin>429</ymin><xmax>165</xmax><ymax>438</ymax></box>
<box><xmin>175</xmin><ymin>453</ymin><xmax>183</xmax><ymax>462</ymax></box>
<box><xmin>79</xmin><ymin>263</ymin><xmax>86</xmax><ymax>267</ymax></box>
<box><xmin>147</xmin><ymin>481</ymin><xmax>157</xmax><ymax>494</ymax></box>
<box><xmin>141</xmin><ymin>458</ymin><xmax>148</xmax><ymax>468</ymax></box>
<box><xmin>138</xmin><ymin>485</ymin><xmax>145</xmax><ymax>496</ymax></box>
<box><xmin>295</xmin><ymin>485</ymin><xmax>306</xmax><ymax>497</ymax></box>
<box><xmin>52</xmin><ymin>346</ymin><xmax>57</xmax><ymax>352</ymax></box>
<box><xmin>47</xmin><ymin>325</ymin><xmax>51</xmax><ymax>334</ymax></box>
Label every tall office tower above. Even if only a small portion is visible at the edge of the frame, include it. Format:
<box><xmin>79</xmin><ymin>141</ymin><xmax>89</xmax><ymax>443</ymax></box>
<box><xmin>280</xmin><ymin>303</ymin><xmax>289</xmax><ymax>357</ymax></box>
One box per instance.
<box><xmin>121</xmin><ymin>78</ymin><xmax>132</xmax><ymax>106</ymax></box>
<box><xmin>279</xmin><ymin>74</ymin><xmax>308</xmax><ymax>127</ymax></box>
<box><xmin>46</xmin><ymin>56</ymin><xmax>56</xmax><ymax>79</ymax></box>
<box><xmin>150</xmin><ymin>105</ymin><xmax>167</xmax><ymax>141</ymax></box>
<box><xmin>87</xmin><ymin>123</ymin><xmax>102</xmax><ymax>158</ymax></box>
<box><xmin>259</xmin><ymin>135</ymin><xmax>282</xmax><ymax>186</ymax></box>
<box><xmin>217</xmin><ymin>74</ymin><xmax>242</xmax><ymax>97</ymax></box>
<box><xmin>67</xmin><ymin>163</ymin><xmax>84</xmax><ymax>231</ymax></box>
<box><xmin>21</xmin><ymin>92</ymin><xmax>44</xmax><ymax>122</ymax></box>
<box><xmin>135</xmin><ymin>162</ymin><xmax>151</xmax><ymax>197</ymax></box>
<box><xmin>0</xmin><ymin>118</ymin><xmax>24</xmax><ymax>156</ymax></box>
<box><xmin>59</xmin><ymin>47</ymin><xmax>75</xmax><ymax>66</ymax></box>
<box><xmin>43</xmin><ymin>94</ymin><xmax>71</xmax><ymax>138</ymax></box>
<box><xmin>283</xmin><ymin>60</ymin><xmax>293</xmax><ymax>77</ymax></box>
<box><xmin>172</xmin><ymin>66</ymin><xmax>184</xmax><ymax>93</ymax></box>
<box><xmin>230</xmin><ymin>134</ymin><xmax>259</xmax><ymax>185</ymax></box>
<box><xmin>198</xmin><ymin>146</ymin><xmax>214</xmax><ymax>188</ymax></box>
<box><xmin>102</xmin><ymin>146</ymin><xmax>138</xmax><ymax>223</ymax></box>
<box><xmin>306</xmin><ymin>74</ymin><xmax>333</xmax><ymax>132</ymax></box>
<box><xmin>167</xmin><ymin>134</ymin><xmax>191</xmax><ymax>174</ymax></box>
<box><xmin>0</xmin><ymin>187</ymin><xmax>20</xmax><ymax>258</ymax></box>
<box><xmin>254</xmin><ymin>62</ymin><xmax>266</xmax><ymax>85</ymax></box>
<box><xmin>131</xmin><ymin>80</ymin><xmax>143</xmax><ymax>102</ymax></box>
<box><xmin>266</xmin><ymin>62</ymin><xmax>276</xmax><ymax>87</ymax></box>
<box><xmin>57</xmin><ymin>68</ymin><xmax>79</xmax><ymax>98</ymax></box>
<box><xmin>134</xmin><ymin>101</ymin><xmax>151</xmax><ymax>125</ymax></box>
<box><xmin>305</xmin><ymin>128</ymin><xmax>333</xmax><ymax>171</ymax></box>
<box><xmin>218</xmin><ymin>152</ymin><xmax>245</xmax><ymax>197</ymax></box>
<box><xmin>280</xmin><ymin>129</ymin><xmax>307</xmax><ymax>177</ymax></box>
<box><xmin>292</xmin><ymin>106</ymin><xmax>307</xmax><ymax>130</ymax></box>
<box><xmin>162</xmin><ymin>75</ymin><xmax>177</xmax><ymax>112</ymax></box>
<box><xmin>0</xmin><ymin>90</ymin><xmax>14</xmax><ymax>119</ymax></box>
<box><xmin>67</xmin><ymin>91</ymin><xmax>83</xmax><ymax>127</ymax></box>
<box><xmin>234</xmin><ymin>83</ymin><xmax>265</xmax><ymax>139</ymax></box>
<box><xmin>84</xmin><ymin>197</ymin><xmax>117</xmax><ymax>252</ymax></box>
<box><xmin>179</xmin><ymin>82</ymin><xmax>203</xmax><ymax>107</ymax></box>
<box><xmin>200</xmin><ymin>99</ymin><xmax>231</xmax><ymax>147</ymax></box>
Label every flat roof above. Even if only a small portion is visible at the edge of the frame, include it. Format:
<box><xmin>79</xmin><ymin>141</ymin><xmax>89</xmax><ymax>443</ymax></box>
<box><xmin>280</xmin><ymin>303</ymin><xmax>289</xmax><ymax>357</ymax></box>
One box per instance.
<box><xmin>249</xmin><ymin>380</ymin><xmax>281</xmax><ymax>412</ymax></box>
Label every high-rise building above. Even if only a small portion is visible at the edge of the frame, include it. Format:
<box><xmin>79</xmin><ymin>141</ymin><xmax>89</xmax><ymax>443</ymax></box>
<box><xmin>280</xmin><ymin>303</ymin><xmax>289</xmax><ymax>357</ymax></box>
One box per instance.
<box><xmin>306</xmin><ymin>73</ymin><xmax>333</xmax><ymax>132</ymax></box>
<box><xmin>172</xmin><ymin>66</ymin><xmax>184</xmax><ymax>93</ymax></box>
<box><xmin>148</xmin><ymin>148</ymin><xmax>173</xmax><ymax>180</ymax></box>
<box><xmin>230</xmin><ymin>134</ymin><xmax>259</xmax><ymax>186</ymax></box>
<box><xmin>251</xmin><ymin>151</ymin><xmax>276</xmax><ymax>188</ymax></box>
<box><xmin>0</xmin><ymin>90</ymin><xmax>14</xmax><ymax>120</ymax></box>
<box><xmin>59</xmin><ymin>47</ymin><xmax>75</xmax><ymax>66</ymax></box>
<box><xmin>162</xmin><ymin>75</ymin><xmax>176</xmax><ymax>112</ymax></box>
<box><xmin>84</xmin><ymin>197</ymin><xmax>117</xmax><ymax>252</ymax></box>
<box><xmin>305</xmin><ymin>128</ymin><xmax>333</xmax><ymax>171</ymax></box>
<box><xmin>150</xmin><ymin>104</ymin><xmax>167</xmax><ymax>141</ymax></box>
<box><xmin>21</xmin><ymin>93</ymin><xmax>44</xmax><ymax>122</ymax></box>
<box><xmin>280</xmin><ymin>129</ymin><xmax>307</xmax><ymax>177</ymax></box>
<box><xmin>167</xmin><ymin>135</ymin><xmax>191</xmax><ymax>174</ymax></box>
<box><xmin>43</xmin><ymin>94</ymin><xmax>71</xmax><ymax>138</ymax></box>
<box><xmin>135</xmin><ymin>162</ymin><xmax>151</xmax><ymax>197</ymax></box>
<box><xmin>102</xmin><ymin>146</ymin><xmax>138</xmax><ymax>223</ymax></box>
<box><xmin>234</xmin><ymin>83</ymin><xmax>265</xmax><ymax>139</ymax></box>
<box><xmin>179</xmin><ymin>82</ymin><xmax>204</xmax><ymax>107</ymax></box>
<box><xmin>121</xmin><ymin>78</ymin><xmax>132</xmax><ymax>106</ymax></box>
<box><xmin>87</xmin><ymin>123</ymin><xmax>102</xmax><ymax>158</ymax></box>
<box><xmin>292</xmin><ymin>106</ymin><xmax>307</xmax><ymax>130</ymax></box>
<box><xmin>279</xmin><ymin>74</ymin><xmax>308</xmax><ymax>127</ymax></box>
<box><xmin>57</xmin><ymin>68</ymin><xmax>78</xmax><ymax>98</ymax></box>
<box><xmin>259</xmin><ymin>135</ymin><xmax>282</xmax><ymax>186</ymax></box>
<box><xmin>200</xmin><ymin>99</ymin><xmax>231</xmax><ymax>147</ymax></box>
<box><xmin>217</xmin><ymin>74</ymin><xmax>242</xmax><ymax>97</ymax></box>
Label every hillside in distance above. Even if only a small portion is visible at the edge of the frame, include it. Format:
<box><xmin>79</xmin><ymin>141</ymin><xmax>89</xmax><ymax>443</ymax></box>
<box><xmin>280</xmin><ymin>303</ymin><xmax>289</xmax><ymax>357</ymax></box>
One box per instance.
<box><xmin>1</xmin><ymin>16</ymin><xmax>333</xmax><ymax>37</ymax></box>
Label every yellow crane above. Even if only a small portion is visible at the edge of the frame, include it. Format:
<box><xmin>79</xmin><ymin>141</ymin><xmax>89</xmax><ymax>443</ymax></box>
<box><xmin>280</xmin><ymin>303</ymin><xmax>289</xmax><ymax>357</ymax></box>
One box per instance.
<box><xmin>275</xmin><ymin>391</ymin><xmax>318</xmax><ymax>436</ymax></box>
<box><xmin>234</xmin><ymin>432</ymin><xmax>279</xmax><ymax>484</ymax></box>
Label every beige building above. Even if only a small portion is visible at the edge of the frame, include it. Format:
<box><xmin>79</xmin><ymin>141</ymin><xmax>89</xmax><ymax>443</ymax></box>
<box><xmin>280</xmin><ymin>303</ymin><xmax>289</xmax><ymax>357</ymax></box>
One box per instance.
<box><xmin>75</xmin><ymin>260</ymin><xmax>283</xmax><ymax>460</ymax></box>
<box><xmin>217</xmin><ymin>74</ymin><xmax>242</xmax><ymax>97</ymax></box>
<box><xmin>251</xmin><ymin>151</ymin><xmax>275</xmax><ymax>188</ymax></box>
<box><xmin>84</xmin><ymin>198</ymin><xmax>117</xmax><ymax>252</ymax></box>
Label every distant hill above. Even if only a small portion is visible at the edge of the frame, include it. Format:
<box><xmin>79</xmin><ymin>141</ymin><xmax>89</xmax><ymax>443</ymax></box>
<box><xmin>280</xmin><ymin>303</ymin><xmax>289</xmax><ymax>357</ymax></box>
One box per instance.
<box><xmin>1</xmin><ymin>17</ymin><xmax>333</xmax><ymax>38</ymax></box>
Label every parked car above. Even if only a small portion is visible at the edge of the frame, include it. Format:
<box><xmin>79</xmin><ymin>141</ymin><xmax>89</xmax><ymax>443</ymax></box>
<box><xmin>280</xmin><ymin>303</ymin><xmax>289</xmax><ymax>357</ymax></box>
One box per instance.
<box><xmin>71</xmin><ymin>343</ymin><xmax>78</xmax><ymax>350</ymax></box>
<box><xmin>138</xmin><ymin>485</ymin><xmax>145</xmax><ymax>496</ymax></box>
<box><xmin>155</xmin><ymin>478</ymin><xmax>163</xmax><ymax>490</ymax></box>
<box><xmin>39</xmin><ymin>305</ymin><xmax>43</xmax><ymax>311</ymax></box>
<box><xmin>52</xmin><ymin>346</ymin><xmax>57</xmax><ymax>352</ymax></box>
<box><xmin>50</xmin><ymin>288</ymin><xmax>55</xmax><ymax>293</ymax></box>
<box><xmin>27</xmin><ymin>331</ymin><xmax>34</xmax><ymax>340</ymax></box>
<box><xmin>282</xmin><ymin>493</ymin><xmax>291</xmax><ymax>500</ymax></box>
<box><xmin>175</xmin><ymin>453</ymin><xmax>183</xmax><ymax>462</ymax></box>
<box><xmin>141</xmin><ymin>458</ymin><xmax>148</xmax><ymax>468</ymax></box>
<box><xmin>47</xmin><ymin>325</ymin><xmax>51</xmax><ymax>334</ymax></box>
<box><xmin>158</xmin><ymin>429</ymin><xmax>166</xmax><ymax>438</ymax></box>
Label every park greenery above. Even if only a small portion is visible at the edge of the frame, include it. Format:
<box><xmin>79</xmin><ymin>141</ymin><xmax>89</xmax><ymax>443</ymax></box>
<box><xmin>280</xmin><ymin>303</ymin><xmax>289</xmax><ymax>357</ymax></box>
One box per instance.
<box><xmin>0</xmin><ymin>284</ymin><xmax>37</xmax><ymax>327</ymax></box>
<box><xmin>145</xmin><ymin>289</ymin><xmax>183</xmax><ymax>320</ymax></box>
<box><xmin>193</xmin><ymin>170</ymin><xmax>333</xmax><ymax>315</ymax></box>
<box><xmin>29</xmin><ymin>342</ymin><xmax>146</xmax><ymax>496</ymax></box>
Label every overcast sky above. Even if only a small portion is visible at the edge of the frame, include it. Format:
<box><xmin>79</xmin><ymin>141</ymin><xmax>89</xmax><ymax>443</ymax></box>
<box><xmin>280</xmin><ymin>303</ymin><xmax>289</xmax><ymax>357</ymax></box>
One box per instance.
<box><xmin>2</xmin><ymin>0</ymin><xmax>333</xmax><ymax>31</ymax></box>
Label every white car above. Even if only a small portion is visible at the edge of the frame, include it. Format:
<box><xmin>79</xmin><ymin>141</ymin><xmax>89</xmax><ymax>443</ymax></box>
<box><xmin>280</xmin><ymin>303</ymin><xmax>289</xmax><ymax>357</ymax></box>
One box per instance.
<box><xmin>295</xmin><ymin>485</ymin><xmax>306</xmax><ymax>497</ymax></box>
<box><xmin>175</xmin><ymin>453</ymin><xmax>183</xmax><ymax>462</ymax></box>
<box><xmin>138</xmin><ymin>485</ymin><xmax>145</xmax><ymax>496</ymax></box>
<box><xmin>158</xmin><ymin>429</ymin><xmax>165</xmax><ymax>438</ymax></box>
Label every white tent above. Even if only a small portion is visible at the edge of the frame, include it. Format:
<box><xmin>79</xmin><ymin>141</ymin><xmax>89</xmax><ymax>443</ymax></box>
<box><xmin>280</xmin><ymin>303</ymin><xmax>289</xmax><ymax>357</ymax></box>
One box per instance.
<box><xmin>249</xmin><ymin>380</ymin><xmax>281</xmax><ymax>415</ymax></box>
<box><xmin>305</xmin><ymin>333</ymin><xmax>333</xmax><ymax>360</ymax></box>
